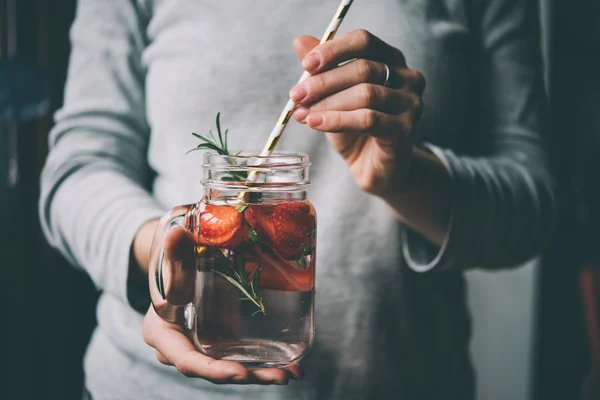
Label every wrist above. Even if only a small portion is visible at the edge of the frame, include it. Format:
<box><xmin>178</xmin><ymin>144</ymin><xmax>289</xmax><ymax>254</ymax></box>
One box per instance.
<box><xmin>379</xmin><ymin>146</ymin><xmax>434</xmax><ymax>200</ymax></box>
<box><xmin>379</xmin><ymin>146</ymin><xmax>452</xmax><ymax>245</ymax></box>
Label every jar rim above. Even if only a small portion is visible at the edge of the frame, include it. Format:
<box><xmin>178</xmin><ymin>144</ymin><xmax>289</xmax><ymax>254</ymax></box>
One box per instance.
<box><xmin>201</xmin><ymin>151</ymin><xmax>311</xmax><ymax>192</ymax></box>
<box><xmin>203</xmin><ymin>151</ymin><xmax>310</xmax><ymax>167</ymax></box>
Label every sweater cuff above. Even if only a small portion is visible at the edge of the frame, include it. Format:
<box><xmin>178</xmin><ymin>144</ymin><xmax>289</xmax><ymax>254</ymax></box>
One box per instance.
<box><xmin>401</xmin><ymin>143</ymin><xmax>458</xmax><ymax>272</ymax></box>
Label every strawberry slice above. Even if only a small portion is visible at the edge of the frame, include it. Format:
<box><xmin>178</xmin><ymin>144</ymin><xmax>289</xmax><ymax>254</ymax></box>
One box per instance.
<box><xmin>245</xmin><ymin>248</ymin><xmax>315</xmax><ymax>292</ymax></box>
<box><xmin>245</xmin><ymin>202</ymin><xmax>315</xmax><ymax>261</ymax></box>
<box><xmin>245</xmin><ymin>258</ymin><xmax>295</xmax><ymax>291</ymax></box>
<box><xmin>198</xmin><ymin>205</ymin><xmax>248</xmax><ymax>248</ymax></box>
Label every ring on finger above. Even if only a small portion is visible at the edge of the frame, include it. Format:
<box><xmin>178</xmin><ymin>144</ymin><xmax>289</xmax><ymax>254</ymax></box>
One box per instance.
<box><xmin>382</xmin><ymin>63</ymin><xmax>392</xmax><ymax>87</ymax></box>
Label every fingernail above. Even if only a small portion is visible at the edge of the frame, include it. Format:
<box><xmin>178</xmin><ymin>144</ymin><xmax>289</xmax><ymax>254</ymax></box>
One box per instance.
<box><xmin>295</xmin><ymin>107</ymin><xmax>309</xmax><ymax>122</ymax></box>
<box><xmin>306</xmin><ymin>113</ymin><xmax>324</xmax><ymax>127</ymax></box>
<box><xmin>232</xmin><ymin>375</ymin><xmax>249</xmax><ymax>383</ymax></box>
<box><xmin>289</xmin><ymin>85</ymin><xmax>307</xmax><ymax>103</ymax></box>
<box><xmin>303</xmin><ymin>53</ymin><xmax>321</xmax><ymax>71</ymax></box>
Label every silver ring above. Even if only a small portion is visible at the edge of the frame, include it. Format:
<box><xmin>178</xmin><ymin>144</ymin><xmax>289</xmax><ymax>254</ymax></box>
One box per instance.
<box><xmin>383</xmin><ymin>63</ymin><xmax>391</xmax><ymax>87</ymax></box>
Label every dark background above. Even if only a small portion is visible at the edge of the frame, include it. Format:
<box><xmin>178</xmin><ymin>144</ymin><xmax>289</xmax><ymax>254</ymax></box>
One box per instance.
<box><xmin>1</xmin><ymin>0</ymin><xmax>599</xmax><ymax>399</ymax></box>
<box><xmin>1</xmin><ymin>1</ymin><xmax>97</xmax><ymax>399</ymax></box>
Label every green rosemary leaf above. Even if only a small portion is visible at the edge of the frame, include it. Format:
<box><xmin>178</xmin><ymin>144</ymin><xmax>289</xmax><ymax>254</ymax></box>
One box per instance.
<box><xmin>216</xmin><ymin>112</ymin><xmax>224</xmax><ymax>149</ymax></box>
<box><xmin>224</xmin><ymin>129</ymin><xmax>229</xmax><ymax>153</ymax></box>
<box><xmin>307</xmin><ymin>228</ymin><xmax>316</xmax><ymax>237</ymax></box>
<box><xmin>248</xmin><ymin>226</ymin><xmax>261</xmax><ymax>243</ymax></box>
<box><xmin>193</xmin><ymin>142</ymin><xmax>222</xmax><ymax>153</ymax></box>
<box><xmin>303</xmin><ymin>245</ymin><xmax>312</xmax><ymax>256</ymax></box>
<box><xmin>209</xmin><ymin>129</ymin><xmax>218</xmax><ymax>144</ymax></box>
<box><xmin>251</xmin><ymin>309</ymin><xmax>264</xmax><ymax>317</ymax></box>
<box><xmin>297</xmin><ymin>254</ymin><xmax>306</xmax><ymax>268</ymax></box>
<box><xmin>251</xmin><ymin>264</ymin><xmax>262</xmax><ymax>297</ymax></box>
<box><xmin>231</xmin><ymin>171</ymin><xmax>248</xmax><ymax>182</ymax></box>
<box><xmin>234</xmin><ymin>204</ymin><xmax>248</xmax><ymax>213</ymax></box>
<box><xmin>213</xmin><ymin>270</ymin><xmax>256</xmax><ymax>303</ymax></box>
<box><xmin>191</xmin><ymin>132</ymin><xmax>214</xmax><ymax>144</ymax></box>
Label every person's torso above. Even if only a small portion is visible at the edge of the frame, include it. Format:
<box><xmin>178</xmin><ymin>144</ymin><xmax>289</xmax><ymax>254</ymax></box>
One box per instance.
<box><xmin>89</xmin><ymin>1</ymin><xmax>474</xmax><ymax>399</ymax></box>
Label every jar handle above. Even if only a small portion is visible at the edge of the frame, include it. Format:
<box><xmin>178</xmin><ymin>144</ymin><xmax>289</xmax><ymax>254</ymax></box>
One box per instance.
<box><xmin>148</xmin><ymin>204</ymin><xmax>197</xmax><ymax>325</ymax></box>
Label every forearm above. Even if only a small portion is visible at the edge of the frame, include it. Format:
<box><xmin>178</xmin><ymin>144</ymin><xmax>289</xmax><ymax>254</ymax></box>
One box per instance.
<box><xmin>380</xmin><ymin>147</ymin><xmax>451</xmax><ymax>247</ymax></box>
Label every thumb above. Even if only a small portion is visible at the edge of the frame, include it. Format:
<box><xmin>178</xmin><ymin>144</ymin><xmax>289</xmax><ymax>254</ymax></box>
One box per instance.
<box><xmin>293</xmin><ymin>35</ymin><xmax>320</xmax><ymax>62</ymax></box>
<box><xmin>162</xmin><ymin>226</ymin><xmax>197</xmax><ymax>305</ymax></box>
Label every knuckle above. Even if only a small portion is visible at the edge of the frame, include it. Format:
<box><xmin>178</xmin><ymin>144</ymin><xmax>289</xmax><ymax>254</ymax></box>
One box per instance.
<box><xmin>358</xmin><ymin>83</ymin><xmax>377</xmax><ymax>106</ymax></box>
<box><xmin>327</xmin><ymin>42</ymin><xmax>341</xmax><ymax>59</ymax></box>
<box><xmin>362</xmin><ymin>109</ymin><xmax>379</xmax><ymax>129</ymax></box>
<box><xmin>175</xmin><ymin>359</ymin><xmax>193</xmax><ymax>377</ymax></box>
<box><xmin>410</xmin><ymin>94</ymin><xmax>423</xmax><ymax>112</ymax></box>
<box><xmin>312</xmin><ymin>74</ymin><xmax>328</xmax><ymax>93</ymax></box>
<box><xmin>156</xmin><ymin>351</ymin><xmax>171</xmax><ymax>366</ymax></box>
<box><xmin>399</xmin><ymin>116</ymin><xmax>413</xmax><ymax>134</ymax></box>
<box><xmin>331</xmin><ymin>113</ymin><xmax>343</xmax><ymax>131</ymax></box>
<box><xmin>356</xmin><ymin>173</ymin><xmax>378</xmax><ymax>193</ymax></box>
<box><xmin>409</xmin><ymin>69</ymin><xmax>426</xmax><ymax>92</ymax></box>
<box><xmin>142</xmin><ymin>320</ymin><xmax>154</xmax><ymax>346</ymax></box>
<box><xmin>356</xmin><ymin>59</ymin><xmax>373</xmax><ymax>80</ymax></box>
<box><xmin>355</xmin><ymin>29</ymin><xmax>373</xmax><ymax>47</ymax></box>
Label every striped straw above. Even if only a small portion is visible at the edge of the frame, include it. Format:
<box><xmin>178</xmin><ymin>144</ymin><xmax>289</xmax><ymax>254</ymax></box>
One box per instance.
<box><xmin>238</xmin><ymin>0</ymin><xmax>354</xmax><ymax>200</ymax></box>
<box><xmin>260</xmin><ymin>0</ymin><xmax>354</xmax><ymax>157</ymax></box>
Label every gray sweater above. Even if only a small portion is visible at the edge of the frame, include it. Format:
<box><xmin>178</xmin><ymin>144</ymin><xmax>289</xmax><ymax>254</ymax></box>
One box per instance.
<box><xmin>39</xmin><ymin>0</ymin><xmax>554</xmax><ymax>399</ymax></box>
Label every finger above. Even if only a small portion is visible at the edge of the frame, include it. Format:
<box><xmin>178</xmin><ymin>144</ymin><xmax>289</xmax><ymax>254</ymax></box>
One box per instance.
<box><xmin>162</xmin><ymin>226</ymin><xmax>197</xmax><ymax>304</ymax></box>
<box><xmin>302</xmin><ymin>29</ymin><xmax>406</xmax><ymax>74</ymax></box>
<box><xmin>305</xmin><ymin>109</ymin><xmax>404</xmax><ymax>137</ymax></box>
<box><xmin>250</xmin><ymin>368</ymin><xmax>290</xmax><ymax>385</ymax></box>
<box><xmin>294</xmin><ymin>83</ymin><xmax>414</xmax><ymax>122</ymax></box>
<box><xmin>156</xmin><ymin>350</ymin><xmax>172</xmax><ymax>366</ymax></box>
<box><xmin>293</xmin><ymin>35</ymin><xmax>320</xmax><ymax>62</ymax></box>
<box><xmin>143</xmin><ymin>306</ymin><xmax>252</xmax><ymax>384</ymax></box>
<box><xmin>290</xmin><ymin>59</ymin><xmax>391</xmax><ymax>105</ymax></box>
<box><xmin>283</xmin><ymin>363</ymin><xmax>304</xmax><ymax>380</ymax></box>
<box><xmin>164</xmin><ymin>226</ymin><xmax>196</xmax><ymax>263</ymax></box>
<box><xmin>401</xmin><ymin>68</ymin><xmax>427</xmax><ymax>95</ymax></box>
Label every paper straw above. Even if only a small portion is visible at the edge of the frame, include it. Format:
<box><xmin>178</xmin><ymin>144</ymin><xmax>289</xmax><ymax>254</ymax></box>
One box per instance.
<box><xmin>238</xmin><ymin>0</ymin><xmax>354</xmax><ymax>200</ymax></box>
<box><xmin>260</xmin><ymin>0</ymin><xmax>354</xmax><ymax>157</ymax></box>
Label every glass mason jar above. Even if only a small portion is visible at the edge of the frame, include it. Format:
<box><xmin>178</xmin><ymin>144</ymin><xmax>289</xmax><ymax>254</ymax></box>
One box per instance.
<box><xmin>149</xmin><ymin>152</ymin><xmax>316</xmax><ymax>367</ymax></box>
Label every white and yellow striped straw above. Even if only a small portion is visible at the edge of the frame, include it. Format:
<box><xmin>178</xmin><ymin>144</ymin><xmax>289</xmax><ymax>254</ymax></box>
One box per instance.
<box><xmin>260</xmin><ymin>0</ymin><xmax>354</xmax><ymax>156</ymax></box>
<box><xmin>238</xmin><ymin>0</ymin><xmax>354</xmax><ymax>200</ymax></box>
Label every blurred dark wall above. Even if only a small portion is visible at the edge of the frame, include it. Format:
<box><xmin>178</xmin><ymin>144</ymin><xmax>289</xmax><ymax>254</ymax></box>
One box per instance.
<box><xmin>533</xmin><ymin>1</ymin><xmax>600</xmax><ymax>399</ymax></box>
<box><xmin>1</xmin><ymin>1</ymin><xmax>98</xmax><ymax>399</ymax></box>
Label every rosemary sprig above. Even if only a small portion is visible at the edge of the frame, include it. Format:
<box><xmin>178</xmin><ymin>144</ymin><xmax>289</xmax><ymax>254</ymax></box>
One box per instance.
<box><xmin>188</xmin><ymin>113</ymin><xmax>249</xmax><ymax>182</ymax></box>
<box><xmin>188</xmin><ymin>112</ymin><xmax>229</xmax><ymax>155</ymax></box>
<box><xmin>212</xmin><ymin>251</ymin><xmax>265</xmax><ymax>315</ymax></box>
<box><xmin>189</xmin><ymin>113</ymin><xmax>266</xmax><ymax>315</ymax></box>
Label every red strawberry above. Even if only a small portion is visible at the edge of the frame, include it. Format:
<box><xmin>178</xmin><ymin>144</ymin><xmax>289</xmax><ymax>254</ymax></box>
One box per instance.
<box><xmin>198</xmin><ymin>205</ymin><xmax>248</xmax><ymax>248</ymax></box>
<box><xmin>245</xmin><ymin>258</ymin><xmax>295</xmax><ymax>291</ymax></box>
<box><xmin>246</xmin><ymin>248</ymin><xmax>315</xmax><ymax>292</ymax></box>
<box><xmin>245</xmin><ymin>202</ymin><xmax>315</xmax><ymax>261</ymax></box>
